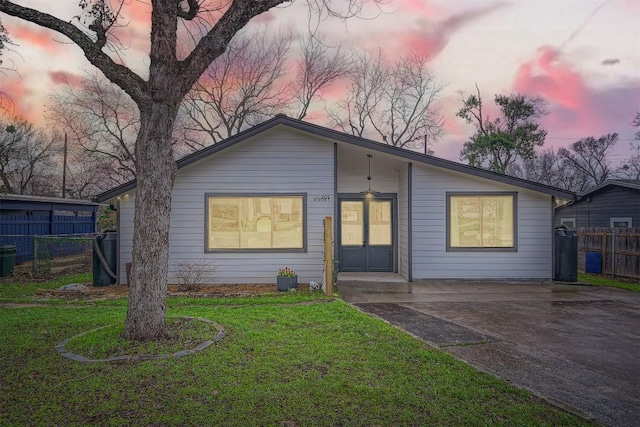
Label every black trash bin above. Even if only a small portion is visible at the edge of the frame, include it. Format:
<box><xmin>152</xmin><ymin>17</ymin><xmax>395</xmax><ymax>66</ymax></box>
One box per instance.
<box><xmin>0</xmin><ymin>245</ymin><xmax>17</xmax><ymax>278</ymax></box>
<box><xmin>93</xmin><ymin>232</ymin><xmax>117</xmax><ymax>287</ymax></box>
<box><xmin>554</xmin><ymin>227</ymin><xmax>578</xmax><ymax>282</ymax></box>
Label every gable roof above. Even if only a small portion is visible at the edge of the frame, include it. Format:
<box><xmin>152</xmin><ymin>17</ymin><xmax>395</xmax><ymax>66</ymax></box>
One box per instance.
<box><xmin>95</xmin><ymin>114</ymin><xmax>577</xmax><ymax>202</ymax></box>
<box><xmin>577</xmin><ymin>179</ymin><xmax>640</xmax><ymax>198</ymax></box>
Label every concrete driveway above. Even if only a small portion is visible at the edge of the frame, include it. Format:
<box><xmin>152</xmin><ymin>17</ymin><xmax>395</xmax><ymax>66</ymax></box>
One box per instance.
<box><xmin>338</xmin><ymin>278</ymin><xmax>640</xmax><ymax>427</ymax></box>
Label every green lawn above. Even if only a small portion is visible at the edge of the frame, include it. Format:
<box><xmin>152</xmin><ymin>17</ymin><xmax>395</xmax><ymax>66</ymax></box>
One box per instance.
<box><xmin>578</xmin><ymin>273</ymin><xmax>640</xmax><ymax>292</ymax></box>
<box><xmin>0</xmin><ymin>274</ymin><xmax>593</xmax><ymax>426</ymax></box>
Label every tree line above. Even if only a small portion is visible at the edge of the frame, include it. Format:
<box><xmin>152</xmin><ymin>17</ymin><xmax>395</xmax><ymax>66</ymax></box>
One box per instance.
<box><xmin>1</xmin><ymin>31</ymin><xmax>445</xmax><ymax>198</ymax></box>
<box><xmin>457</xmin><ymin>87</ymin><xmax>640</xmax><ymax>192</ymax></box>
<box><xmin>2</xmin><ymin>69</ymin><xmax>637</xmax><ymax>199</ymax></box>
<box><xmin>3</xmin><ymin>70</ymin><xmax>636</xmax><ymax>198</ymax></box>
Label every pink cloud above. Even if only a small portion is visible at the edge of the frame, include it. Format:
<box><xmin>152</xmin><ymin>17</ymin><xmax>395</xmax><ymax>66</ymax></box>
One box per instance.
<box><xmin>316</xmin><ymin>76</ymin><xmax>350</xmax><ymax>99</ymax></box>
<box><xmin>0</xmin><ymin>82</ymin><xmax>35</xmax><ymax>122</ymax></box>
<box><xmin>251</xmin><ymin>10</ymin><xmax>276</xmax><ymax>24</ymax></box>
<box><xmin>360</xmin><ymin>2</ymin><xmax>508</xmax><ymax>61</ymax></box>
<box><xmin>513</xmin><ymin>45</ymin><xmax>640</xmax><ymax>147</ymax></box>
<box><xmin>48</xmin><ymin>71</ymin><xmax>85</xmax><ymax>88</ymax></box>
<box><xmin>5</xmin><ymin>23</ymin><xmax>60</xmax><ymax>52</ymax></box>
<box><xmin>514</xmin><ymin>46</ymin><xmax>587</xmax><ymax>111</ymax></box>
<box><xmin>122</xmin><ymin>1</ymin><xmax>152</xmax><ymax>24</ymax></box>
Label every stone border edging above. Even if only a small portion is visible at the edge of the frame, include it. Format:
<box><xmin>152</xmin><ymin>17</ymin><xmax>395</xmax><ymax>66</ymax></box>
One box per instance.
<box><xmin>56</xmin><ymin>316</ymin><xmax>225</xmax><ymax>363</ymax></box>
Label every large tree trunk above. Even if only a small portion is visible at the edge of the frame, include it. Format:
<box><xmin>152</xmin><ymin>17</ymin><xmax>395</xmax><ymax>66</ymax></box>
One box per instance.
<box><xmin>123</xmin><ymin>101</ymin><xmax>178</xmax><ymax>341</ymax></box>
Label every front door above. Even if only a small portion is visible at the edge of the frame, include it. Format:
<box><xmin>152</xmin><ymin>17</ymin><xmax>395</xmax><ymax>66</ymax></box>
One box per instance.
<box><xmin>339</xmin><ymin>197</ymin><xmax>394</xmax><ymax>272</ymax></box>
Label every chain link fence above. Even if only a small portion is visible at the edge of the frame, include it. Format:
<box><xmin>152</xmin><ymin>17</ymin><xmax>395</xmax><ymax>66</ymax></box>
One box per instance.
<box><xmin>0</xmin><ymin>234</ymin><xmax>94</xmax><ymax>278</ymax></box>
<box><xmin>33</xmin><ymin>234</ymin><xmax>93</xmax><ymax>278</ymax></box>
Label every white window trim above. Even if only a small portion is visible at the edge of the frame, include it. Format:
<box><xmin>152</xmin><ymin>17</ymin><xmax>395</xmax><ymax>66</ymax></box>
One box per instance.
<box><xmin>560</xmin><ymin>218</ymin><xmax>576</xmax><ymax>228</ymax></box>
<box><xmin>610</xmin><ymin>217</ymin><xmax>632</xmax><ymax>228</ymax></box>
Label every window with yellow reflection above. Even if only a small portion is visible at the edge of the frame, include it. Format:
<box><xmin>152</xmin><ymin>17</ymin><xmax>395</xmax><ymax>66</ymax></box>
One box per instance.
<box><xmin>206</xmin><ymin>194</ymin><xmax>305</xmax><ymax>251</ymax></box>
<box><xmin>447</xmin><ymin>193</ymin><xmax>516</xmax><ymax>251</ymax></box>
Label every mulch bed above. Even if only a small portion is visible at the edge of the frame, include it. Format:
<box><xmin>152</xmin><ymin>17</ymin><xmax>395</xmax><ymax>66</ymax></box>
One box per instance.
<box><xmin>36</xmin><ymin>283</ymin><xmax>310</xmax><ymax>299</ymax></box>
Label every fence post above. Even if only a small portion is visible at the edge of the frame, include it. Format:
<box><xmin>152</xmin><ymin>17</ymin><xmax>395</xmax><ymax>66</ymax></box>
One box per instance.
<box><xmin>324</xmin><ymin>216</ymin><xmax>333</xmax><ymax>296</ymax></box>
<box><xmin>611</xmin><ymin>228</ymin><xmax>616</xmax><ymax>278</ymax></box>
<box><xmin>32</xmin><ymin>235</ymin><xmax>37</xmax><ymax>276</ymax></box>
<box><xmin>602</xmin><ymin>231</ymin><xmax>608</xmax><ymax>275</ymax></box>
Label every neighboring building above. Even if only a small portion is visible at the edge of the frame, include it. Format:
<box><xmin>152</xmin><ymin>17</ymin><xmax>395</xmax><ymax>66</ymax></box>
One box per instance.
<box><xmin>0</xmin><ymin>194</ymin><xmax>99</xmax><ymax>263</ymax></box>
<box><xmin>96</xmin><ymin>115</ymin><xmax>575</xmax><ymax>284</ymax></box>
<box><xmin>556</xmin><ymin>180</ymin><xmax>640</xmax><ymax>229</ymax></box>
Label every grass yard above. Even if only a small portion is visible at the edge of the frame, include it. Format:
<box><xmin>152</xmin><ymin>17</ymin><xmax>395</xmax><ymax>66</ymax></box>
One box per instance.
<box><xmin>578</xmin><ymin>272</ymin><xmax>640</xmax><ymax>292</ymax></box>
<box><xmin>0</xmin><ymin>274</ymin><xmax>593</xmax><ymax>426</ymax></box>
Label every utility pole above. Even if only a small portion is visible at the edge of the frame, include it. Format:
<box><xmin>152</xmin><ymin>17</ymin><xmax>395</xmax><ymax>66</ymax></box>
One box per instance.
<box><xmin>62</xmin><ymin>132</ymin><xmax>67</xmax><ymax>198</ymax></box>
<box><xmin>424</xmin><ymin>134</ymin><xmax>428</xmax><ymax>155</ymax></box>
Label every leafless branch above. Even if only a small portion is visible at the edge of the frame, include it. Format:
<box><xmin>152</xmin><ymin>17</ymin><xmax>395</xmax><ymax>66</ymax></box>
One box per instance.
<box><xmin>182</xmin><ymin>30</ymin><xmax>292</xmax><ymax>144</ymax></box>
<box><xmin>293</xmin><ymin>34</ymin><xmax>352</xmax><ymax>120</ymax></box>
<box><xmin>327</xmin><ymin>49</ymin><xmax>444</xmax><ymax>150</ymax></box>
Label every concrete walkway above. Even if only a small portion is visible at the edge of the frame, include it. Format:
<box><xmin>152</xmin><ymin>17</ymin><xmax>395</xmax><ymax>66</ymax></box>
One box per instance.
<box><xmin>338</xmin><ymin>279</ymin><xmax>640</xmax><ymax>427</ymax></box>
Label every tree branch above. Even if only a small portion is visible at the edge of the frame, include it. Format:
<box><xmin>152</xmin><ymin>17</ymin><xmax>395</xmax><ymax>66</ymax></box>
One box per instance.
<box><xmin>0</xmin><ymin>1</ymin><xmax>148</xmax><ymax>105</ymax></box>
<box><xmin>179</xmin><ymin>0</ymin><xmax>288</xmax><ymax>95</ymax></box>
<box><xmin>177</xmin><ymin>0</ymin><xmax>199</xmax><ymax>20</ymax></box>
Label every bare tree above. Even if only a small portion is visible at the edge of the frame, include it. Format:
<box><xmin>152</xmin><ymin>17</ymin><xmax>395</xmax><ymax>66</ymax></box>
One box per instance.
<box><xmin>182</xmin><ymin>30</ymin><xmax>292</xmax><ymax>145</ymax></box>
<box><xmin>47</xmin><ymin>70</ymin><xmax>138</xmax><ymax>183</ymax></box>
<box><xmin>0</xmin><ymin>118</ymin><xmax>59</xmax><ymax>195</ymax></box>
<box><xmin>611</xmin><ymin>113</ymin><xmax>640</xmax><ymax>180</ymax></box>
<box><xmin>328</xmin><ymin>50</ymin><xmax>386</xmax><ymax>138</ymax></box>
<box><xmin>457</xmin><ymin>87</ymin><xmax>548</xmax><ymax>173</ymax></box>
<box><xmin>48</xmin><ymin>70</ymin><xmax>203</xmax><ymax>190</ymax></box>
<box><xmin>328</xmin><ymin>50</ymin><xmax>444</xmax><ymax>151</ymax></box>
<box><xmin>558</xmin><ymin>133</ymin><xmax>618</xmax><ymax>192</ymax></box>
<box><xmin>616</xmin><ymin>155</ymin><xmax>640</xmax><ymax>180</ymax></box>
<box><xmin>293</xmin><ymin>34</ymin><xmax>352</xmax><ymax>120</ymax></box>
<box><xmin>507</xmin><ymin>148</ymin><xmax>582</xmax><ymax>191</ymax></box>
<box><xmin>0</xmin><ymin>0</ymin><xmax>381</xmax><ymax>341</ymax></box>
<box><xmin>61</xmin><ymin>141</ymin><xmax>124</xmax><ymax>198</ymax></box>
<box><xmin>0</xmin><ymin>20</ymin><xmax>8</xmax><ymax>57</ymax></box>
<box><xmin>0</xmin><ymin>21</ymin><xmax>15</xmax><ymax>118</ymax></box>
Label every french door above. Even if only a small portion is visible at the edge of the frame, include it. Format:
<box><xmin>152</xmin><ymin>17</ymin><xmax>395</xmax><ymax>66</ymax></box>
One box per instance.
<box><xmin>338</xmin><ymin>197</ymin><xmax>394</xmax><ymax>272</ymax></box>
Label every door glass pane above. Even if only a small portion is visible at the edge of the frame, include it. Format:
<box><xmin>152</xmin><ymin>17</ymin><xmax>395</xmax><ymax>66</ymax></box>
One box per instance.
<box><xmin>369</xmin><ymin>200</ymin><xmax>392</xmax><ymax>245</ymax></box>
<box><xmin>341</xmin><ymin>201</ymin><xmax>363</xmax><ymax>245</ymax></box>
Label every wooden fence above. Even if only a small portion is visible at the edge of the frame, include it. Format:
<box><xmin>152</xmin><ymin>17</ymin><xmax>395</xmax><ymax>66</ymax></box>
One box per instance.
<box><xmin>0</xmin><ymin>213</ymin><xmax>96</xmax><ymax>263</ymax></box>
<box><xmin>577</xmin><ymin>227</ymin><xmax>640</xmax><ymax>280</ymax></box>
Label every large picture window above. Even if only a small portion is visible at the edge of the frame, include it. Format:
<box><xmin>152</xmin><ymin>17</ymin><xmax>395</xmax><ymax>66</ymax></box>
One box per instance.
<box><xmin>448</xmin><ymin>193</ymin><xmax>516</xmax><ymax>251</ymax></box>
<box><xmin>206</xmin><ymin>194</ymin><xmax>305</xmax><ymax>251</ymax></box>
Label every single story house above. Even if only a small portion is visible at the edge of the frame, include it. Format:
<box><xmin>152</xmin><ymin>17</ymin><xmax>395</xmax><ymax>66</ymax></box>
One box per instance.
<box><xmin>556</xmin><ymin>180</ymin><xmax>640</xmax><ymax>229</ymax></box>
<box><xmin>96</xmin><ymin>115</ymin><xmax>575</xmax><ymax>284</ymax></box>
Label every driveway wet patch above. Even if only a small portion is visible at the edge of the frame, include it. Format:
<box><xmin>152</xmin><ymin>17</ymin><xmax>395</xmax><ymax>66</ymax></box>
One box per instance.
<box><xmin>355</xmin><ymin>302</ymin><xmax>499</xmax><ymax>347</ymax></box>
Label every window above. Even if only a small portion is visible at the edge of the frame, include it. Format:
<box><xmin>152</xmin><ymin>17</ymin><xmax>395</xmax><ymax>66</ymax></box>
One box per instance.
<box><xmin>448</xmin><ymin>193</ymin><xmax>516</xmax><ymax>251</ymax></box>
<box><xmin>560</xmin><ymin>218</ymin><xmax>576</xmax><ymax>228</ymax></box>
<box><xmin>610</xmin><ymin>217</ymin><xmax>632</xmax><ymax>228</ymax></box>
<box><xmin>206</xmin><ymin>194</ymin><xmax>305</xmax><ymax>251</ymax></box>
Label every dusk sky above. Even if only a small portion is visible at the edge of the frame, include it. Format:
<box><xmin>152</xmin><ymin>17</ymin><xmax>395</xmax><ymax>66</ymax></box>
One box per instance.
<box><xmin>1</xmin><ymin>0</ymin><xmax>639</xmax><ymax>164</ymax></box>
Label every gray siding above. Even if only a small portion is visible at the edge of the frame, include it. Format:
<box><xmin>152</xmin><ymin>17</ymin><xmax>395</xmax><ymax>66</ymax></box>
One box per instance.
<box><xmin>118</xmin><ymin>127</ymin><xmax>334</xmax><ymax>284</ymax></box>
<box><xmin>412</xmin><ymin>164</ymin><xmax>553</xmax><ymax>279</ymax></box>
<box><xmin>116</xmin><ymin>128</ymin><xmax>557</xmax><ymax>283</ymax></box>
<box><xmin>556</xmin><ymin>186</ymin><xmax>640</xmax><ymax>228</ymax></box>
<box><xmin>118</xmin><ymin>192</ymin><xmax>135</xmax><ymax>284</ymax></box>
<box><xmin>398</xmin><ymin>164</ymin><xmax>409</xmax><ymax>279</ymax></box>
